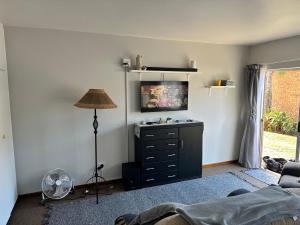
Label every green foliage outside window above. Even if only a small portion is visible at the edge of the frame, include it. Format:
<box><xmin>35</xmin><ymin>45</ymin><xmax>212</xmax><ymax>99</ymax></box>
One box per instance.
<box><xmin>264</xmin><ymin>110</ymin><xmax>297</xmax><ymax>136</ymax></box>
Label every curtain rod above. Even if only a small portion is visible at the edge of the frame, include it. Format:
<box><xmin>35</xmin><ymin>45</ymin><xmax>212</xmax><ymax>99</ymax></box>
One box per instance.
<box><xmin>261</xmin><ymin>58</ymin><xmax>300</xmax><ymax>66</ymax></box>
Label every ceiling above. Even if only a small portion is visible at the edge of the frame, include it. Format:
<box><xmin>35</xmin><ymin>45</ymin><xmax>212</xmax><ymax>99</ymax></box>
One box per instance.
<box><xmin>1</xmin><ymin>0</ymin><xmax>300</xmax><ymax>45</ymax></box>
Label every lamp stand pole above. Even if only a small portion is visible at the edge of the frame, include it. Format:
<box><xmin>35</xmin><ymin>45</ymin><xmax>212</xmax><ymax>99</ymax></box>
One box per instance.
<box><xmin>93</xmin><ymin>108</ymin><xmax>99</xmax><ymax>204</ymax></box>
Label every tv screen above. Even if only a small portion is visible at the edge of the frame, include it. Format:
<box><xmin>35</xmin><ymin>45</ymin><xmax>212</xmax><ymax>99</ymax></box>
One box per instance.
<box><xmin>140</xmin><ymin>81</ymin><xmax>188</xmax><ymax>112</ymax></box>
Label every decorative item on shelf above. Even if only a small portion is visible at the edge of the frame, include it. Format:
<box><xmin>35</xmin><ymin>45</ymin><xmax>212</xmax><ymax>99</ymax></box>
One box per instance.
<box><xmin>136</xmin><ymin>54</ymin><xmax>143</xmax><ymax>70</ymax></box>
<box><xmin>214</xmin><ymin>80</ymin><xmax>222</xmax><ymax>86</ymax></box>
<box><xmin>74</xmin><ymin>89</ymin><xmax>117</xmax><ymax>204</ymax></box>
<box><xmin>190</xmin><ymin>60</ymin><xmax>197</xmax><ymax>69</ymax></box>
<box><xmin>221</xmin><ymin>80</ymin><xmax>235</xmax><ymax>86</ymax></box>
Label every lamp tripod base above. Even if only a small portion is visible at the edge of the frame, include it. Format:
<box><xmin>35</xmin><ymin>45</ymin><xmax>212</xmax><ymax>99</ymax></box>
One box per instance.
<box><xmin>84</xmin><ymin>173</ymin><xmax>113</xmax><ymax>203</ymax></box>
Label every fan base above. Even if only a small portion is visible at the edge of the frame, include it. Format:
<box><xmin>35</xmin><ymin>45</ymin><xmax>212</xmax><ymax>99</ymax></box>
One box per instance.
<box><xmin>40</xmin><ymin>186</ymin><xmax>75</xmax><ymax>206</ymax></box>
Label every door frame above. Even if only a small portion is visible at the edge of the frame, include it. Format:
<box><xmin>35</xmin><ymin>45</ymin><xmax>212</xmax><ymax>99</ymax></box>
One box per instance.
<box><xmin>295</xmin><ymin>105</ymin><xmax>300</xmax><ymax>162</ymax></box>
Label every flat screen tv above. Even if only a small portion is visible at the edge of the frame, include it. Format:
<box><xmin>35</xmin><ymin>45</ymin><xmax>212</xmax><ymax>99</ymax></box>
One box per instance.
<box><xmin>140</xmin><ymin>81</ymin><xmax>188</xmax><ymax>112</ymax></box>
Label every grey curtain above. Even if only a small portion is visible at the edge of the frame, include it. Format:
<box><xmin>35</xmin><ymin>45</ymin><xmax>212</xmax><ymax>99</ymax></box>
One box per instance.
<box><xmin>239</xmin><ymin>64</ymin><xmax>265</xmax><ymax>168</ymax></box>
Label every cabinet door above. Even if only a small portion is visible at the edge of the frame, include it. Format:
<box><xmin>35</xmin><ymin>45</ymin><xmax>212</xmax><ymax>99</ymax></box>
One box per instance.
<box><xmin>178</xmin><ymin>126</ymin><xmax>203</xmax><ymax>179</ymax></box>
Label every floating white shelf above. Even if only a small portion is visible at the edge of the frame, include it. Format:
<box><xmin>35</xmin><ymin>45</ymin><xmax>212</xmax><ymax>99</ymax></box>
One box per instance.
<box><xmin>206</xmin><ymin>85</ymin><xmax>236</xmax><ymax>89</ymax></box>
<box><xmin>205</xmin><ymin>86</ymin><xmax>236</xmax><ymax>96</ymax></box>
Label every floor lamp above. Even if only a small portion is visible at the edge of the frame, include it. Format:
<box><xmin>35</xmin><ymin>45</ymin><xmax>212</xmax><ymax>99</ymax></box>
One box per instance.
<box><xmin>74</xmin><ymin>89</ymin><xmax>117</xmax><ymax>204</ymax></box>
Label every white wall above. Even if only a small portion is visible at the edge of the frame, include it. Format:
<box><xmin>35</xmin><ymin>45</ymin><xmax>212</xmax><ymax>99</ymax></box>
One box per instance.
<box><xmin>0</xmin><ymin>24</ymin><xmax>17</xmax><ymax>225</ymax></box>
<box><xmin>249</xmin><ymin>35</ymin><xmax>300</xmax><ymax>64</ymax></box>
<box><xmin>5</xmin><ymin>26</ymin><xmax>248</xmax><ymax>194</ymax></box>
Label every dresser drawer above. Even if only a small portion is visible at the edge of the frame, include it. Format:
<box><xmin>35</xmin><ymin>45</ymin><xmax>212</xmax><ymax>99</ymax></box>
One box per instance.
<box><xmin>142</xmin><ymin>139</ymin><xmax>178</xmax><ymax>151</ymax></box>
<box><xmin>143</xmin><ymin>149</ymin><xmax>178</xmax><ymax>163</ymax></box>
<box><xmin>141</xmin><ymin>173</ymin><xmax>160</xmax><ymax>185</ymax></box>
<box><xmin>141</xmin><ymin>171</ymin><xmax>178</xmax><ymax>185</ymax></box>
<box><xmin>161</xmin><ymin>171</ymin><xmax>178</xmax><ymax>182</ymax></box>
<box><xmin>141</xmin><ymin>128</ymin><xmax>178</xmax><ymax>140</ymax></box>
<box><xmin>163</xmin><ymin>161</ymin><xmax>178</xmax><ymax>171</ymax></box>
<box><xmin>163</xmin><ymin>139</ymin><xmax>178</xmax><ymax>149</ymax></box>
<box><xmin>142</xmin><ymin>160</ymin><xmax>178</xmax><ymax>174</ymax></box>
<box><xmin>160</xmin><ymin>128</ymin><xmax>178</xmax><ymax>139</ymax></box>
<box><xmin>142</xmin><ymin>162</ymin><xmax>162</xmax><ymax>174</ymax></box>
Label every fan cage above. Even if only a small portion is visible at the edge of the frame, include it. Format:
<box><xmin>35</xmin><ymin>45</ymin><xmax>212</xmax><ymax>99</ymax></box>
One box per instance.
<box><xmin>41</xmin><ymin>168</ymin><xmax>73</xmax><ymax>199</ymax></box>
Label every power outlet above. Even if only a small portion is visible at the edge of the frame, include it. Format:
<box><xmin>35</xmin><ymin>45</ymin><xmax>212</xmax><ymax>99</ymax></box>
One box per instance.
<box><xmin>122</xmin><ymin>58</ymin><xmax>131</xmax><ymax>68</ymax></box>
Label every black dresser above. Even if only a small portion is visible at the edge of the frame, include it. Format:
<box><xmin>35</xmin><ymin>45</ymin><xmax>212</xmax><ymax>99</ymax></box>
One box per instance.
<box><xmin>129</xmin><ymin>121</ymin><xmax>203</xmax><ymax>188</ymax></box>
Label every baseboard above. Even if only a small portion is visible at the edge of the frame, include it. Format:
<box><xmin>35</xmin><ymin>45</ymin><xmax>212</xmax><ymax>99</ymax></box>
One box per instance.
<box><xmin>202</xmin><ymin>160</ymin><xmax>238</xmax><ymax>168</ymax></box>
<box><xmin>18</xmin><ymin>178</ymin><xmax>122</xmax><ymax>198</ymax></box>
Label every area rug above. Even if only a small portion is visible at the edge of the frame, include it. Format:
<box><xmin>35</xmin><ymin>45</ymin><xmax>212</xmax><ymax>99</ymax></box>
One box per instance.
<box><xmin>243</xmin><ymin>169</ymin><xmax>280</xmax><ymax>185</ymax></box>
<box><xmin>44</xmin><ymin>173</ymin><xmax>257</xmax><ymax>225</ymax></box>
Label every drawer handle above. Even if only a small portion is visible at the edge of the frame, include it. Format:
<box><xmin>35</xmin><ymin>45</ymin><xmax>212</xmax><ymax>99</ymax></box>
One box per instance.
<box><xmin>146</xmin><ymin>145</ymin><xmax>155</xmax><ymax>149</ymax></box>
<box><xmin>145</xmin><ymin>134</ymin><xmax>155</xmax><ymax>137</ymax></box>
<box><xmin>146</xmin><ymin>156</ymin><xmax>155</xmax><ymax>160</ymax></box>
<box><xmin>168</xmin><ymin>143</ymin><xmax>176</xmax><ymax>146</ymax></box>
<box><xmin>146</xmin><ymin>178</ymin><xmax>155</xmax><ymax>182</ymax></box>
<box><xmin>168</xmin><ymin>132</ymin><xmax>176</xmax><ymax>135</ymax></box>
<box><xmin>146</xmin><ymin>167</ymin><xmax>155</xmax><ymax>171</ymax></box>
<box><xmin>168</xmin><ymin>154</ymin><xmax>176</xmax><ymax>157</ymax></box>
<box><xmin>168</xmin><ymin>164</ymin><xmax>176</xmax><ymax>167</ymax></box>
<box><xmin>168</xmin><ymin>175</ymin><xmax>176</xmax><ymax>178</ymax></box>
<box><xmin>180</xmin><ymin>139</ymin><xmax>184</xmax><ymax>149</ymax></box>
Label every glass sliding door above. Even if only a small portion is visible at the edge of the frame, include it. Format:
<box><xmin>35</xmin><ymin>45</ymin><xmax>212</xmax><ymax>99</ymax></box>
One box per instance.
<box><xmin>262</xmin><ymin>69</ymin><xmax>300</xmax><ymax>164</ymax></box>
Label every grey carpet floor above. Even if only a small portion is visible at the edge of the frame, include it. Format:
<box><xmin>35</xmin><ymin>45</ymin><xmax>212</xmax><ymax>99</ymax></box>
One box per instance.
<box><xmin>45</xmin><ymin>172</ymin><xmax>258</xmax><ymax>225</ymax></box>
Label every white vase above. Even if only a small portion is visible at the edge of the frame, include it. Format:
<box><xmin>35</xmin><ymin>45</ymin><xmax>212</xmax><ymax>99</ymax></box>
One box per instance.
<box><xmin>136</xmin><ymin>55</ymin><xmax>143</xmax><ymax>70</ymax></box>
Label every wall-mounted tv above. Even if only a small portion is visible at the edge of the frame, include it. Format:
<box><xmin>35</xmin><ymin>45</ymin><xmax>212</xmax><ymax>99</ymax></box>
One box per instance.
<box><xmin>140</xmin><ymin>81</ymin><xmax>188</xmax><ymax>112</ymax></box>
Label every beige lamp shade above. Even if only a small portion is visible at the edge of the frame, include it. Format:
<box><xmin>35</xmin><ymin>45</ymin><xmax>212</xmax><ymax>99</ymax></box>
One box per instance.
<box><xmin>74</xmin><ymin>89</ymin><xmax>117</xmax><ymax>109</ymax></box>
